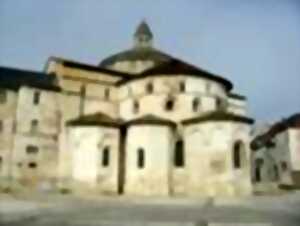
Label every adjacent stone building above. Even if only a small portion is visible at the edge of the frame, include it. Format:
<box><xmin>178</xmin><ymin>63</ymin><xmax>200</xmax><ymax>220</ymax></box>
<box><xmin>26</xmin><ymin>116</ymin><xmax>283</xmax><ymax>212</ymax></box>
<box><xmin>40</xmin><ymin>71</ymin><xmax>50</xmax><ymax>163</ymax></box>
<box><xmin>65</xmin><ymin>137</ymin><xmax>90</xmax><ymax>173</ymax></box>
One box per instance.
<box><xmin>0</xmin><ymin>21</ymin><xmax>255</xmax><ymax>197</ymax></box>
<box><xmin>251</xmin><ymin>114</ymin><xmax>300</xmax><ymax>189</ymax></box>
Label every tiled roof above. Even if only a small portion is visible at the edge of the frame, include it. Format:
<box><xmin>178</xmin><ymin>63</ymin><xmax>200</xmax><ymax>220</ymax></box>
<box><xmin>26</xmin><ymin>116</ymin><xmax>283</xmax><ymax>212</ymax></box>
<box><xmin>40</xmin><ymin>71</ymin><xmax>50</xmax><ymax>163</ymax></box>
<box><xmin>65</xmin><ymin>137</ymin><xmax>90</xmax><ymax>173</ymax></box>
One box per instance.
<box><xmin>66</xmin><ymin>112</ymin><xmax>122</xmax><ymax>127</ymax></box>
<box><xmin>0</xmin><ymin>66</ymin><xmax>60</xmax><ymax>92</ymax></box>
<box><xmin>67</xmin><ymin>113</ymin><xmax>176</xmax><ymax>128</ymax></box>
<box><xmin>124</xmin><ymin>114</ymin><xmax>177</xmax><ymax>127</ymax></box>
<box><xmin>49</xmin><ymin>57</ymin><xmax>132</xmax><ymax>78</ymax></box>
<box><xmin>118</xmin><ymin>58</ymin><xmax>233</xmax><ymax>91</ymax></box>
<box><xmin>182</xmin><ymin>111</ymin><xmax>254</xmax><ymax>125</ymax></box>
<box><xmin>251</xmin><ymin>113</ymin><xmax>300</xmax><ymax>150</ymax></box>
<box><xmin>228</xmin><ymin>93</ymin><xmax>247</xmax><ymax>100</ymax></box>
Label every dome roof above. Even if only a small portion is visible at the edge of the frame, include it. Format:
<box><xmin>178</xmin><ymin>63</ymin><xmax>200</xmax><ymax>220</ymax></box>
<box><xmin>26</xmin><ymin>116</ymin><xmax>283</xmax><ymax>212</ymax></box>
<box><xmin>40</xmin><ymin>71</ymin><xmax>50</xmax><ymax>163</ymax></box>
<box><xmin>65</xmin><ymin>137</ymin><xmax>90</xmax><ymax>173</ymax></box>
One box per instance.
<box><xmin>99</xmin><ymin>47</ymin><xmax>173</xmax><ymax>67</ymax></box>
<box><xmin>99</xmin><ymin>21</ymin><xmax>174</xmax><ymax>67</ymax></box>
<box><xmin>117</xmin><ymin>58</ymin><xmax>233</xmax><ymax>91</ymax></box>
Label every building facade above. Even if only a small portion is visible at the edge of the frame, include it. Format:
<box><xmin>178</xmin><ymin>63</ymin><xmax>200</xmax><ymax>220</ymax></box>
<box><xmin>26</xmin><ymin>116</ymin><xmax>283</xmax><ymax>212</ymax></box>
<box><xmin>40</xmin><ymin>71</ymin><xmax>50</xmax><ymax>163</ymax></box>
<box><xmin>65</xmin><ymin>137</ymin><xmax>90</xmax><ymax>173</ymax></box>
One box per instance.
<box><xmin>0</xmin><ymin>22</ymin><xmax>255</xmax><ymax>197</ymax></box>
<box><xmin>251</xmin><ymin>114</ymin><xmax>300</xmax><ymax>190</ymax></box>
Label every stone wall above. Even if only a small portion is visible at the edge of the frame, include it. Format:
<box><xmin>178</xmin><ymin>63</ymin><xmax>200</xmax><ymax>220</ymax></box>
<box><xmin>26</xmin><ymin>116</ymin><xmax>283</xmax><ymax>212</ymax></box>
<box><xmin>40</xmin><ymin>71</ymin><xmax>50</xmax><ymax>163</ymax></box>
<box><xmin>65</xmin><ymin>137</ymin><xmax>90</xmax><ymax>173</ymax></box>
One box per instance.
<box><xmin>119</xmin><ymin>76</ymin><xmax>227</xmax><ymax>122</ymax></box>
<box><xmin>288</xmin><ymin>128</ymin><xmax>300</xmax><ymax>171</ymax></box>
<box><xmin>11</xmin><ymin>87</ymin><xmax>60</xmax><ymax>188</ymax></box>
<box><xmin>68</xmin><ymin>126</ymin><xmax>120</xmax><ymax>194</ymax></box>
<box><xmin>0</xmin><ymin>89</ymin><xmax>17</xmax><ymax>187</ymax></box>
<box><xmin>227</xmin><ymin>97</ymin><xmax>247</xmax><ymax>116</ymax></box>
<box><xmin>182</xmin><ymin>121</ymin><xmax>252</xmax><ymax>197</ymax></box>
<box><xmin>124</xmin><ymin>125</ymin><xmax>174</xmax><ymax>196</ymax></box>
<box><xmin>271</xmin><ymin>131</ymin><xmax>293</xmax><ymax>185</ymax></box>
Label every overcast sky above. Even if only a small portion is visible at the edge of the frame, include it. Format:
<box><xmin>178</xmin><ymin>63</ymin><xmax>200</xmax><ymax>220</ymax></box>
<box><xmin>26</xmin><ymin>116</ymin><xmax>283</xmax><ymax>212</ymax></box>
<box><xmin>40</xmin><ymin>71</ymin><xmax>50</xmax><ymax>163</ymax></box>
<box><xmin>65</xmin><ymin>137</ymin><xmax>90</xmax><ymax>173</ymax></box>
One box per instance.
<box><xmin>0</xmin><ymin>0</ymin><xmax>299</xmax><ymax>122</ymax></box>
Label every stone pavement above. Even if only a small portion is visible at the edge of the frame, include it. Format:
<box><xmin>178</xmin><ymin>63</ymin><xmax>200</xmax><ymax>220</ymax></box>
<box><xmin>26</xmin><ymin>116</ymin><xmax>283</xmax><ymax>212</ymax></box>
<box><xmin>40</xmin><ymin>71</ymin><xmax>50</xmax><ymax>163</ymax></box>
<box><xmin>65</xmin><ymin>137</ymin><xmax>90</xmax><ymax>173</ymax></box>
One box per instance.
<box><xmin>0</xmin><ymin>192</ymin><xmax>300</xmax><ymax>226</ymax></box>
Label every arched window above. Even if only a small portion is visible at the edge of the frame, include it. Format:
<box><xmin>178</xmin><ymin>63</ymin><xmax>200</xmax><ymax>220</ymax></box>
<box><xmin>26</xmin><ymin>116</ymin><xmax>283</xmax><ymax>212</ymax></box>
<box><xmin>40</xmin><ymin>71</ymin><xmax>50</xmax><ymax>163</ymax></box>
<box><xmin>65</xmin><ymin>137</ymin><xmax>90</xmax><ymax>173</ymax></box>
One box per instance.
<box><xmin>133</xmin><ymin>100</ymin><xmax>139</xmax><ymax>114</ymax></box>
<box><xmin>146</xmin><ymin>82</ymin><xmax>153</xmax><ymax>94</ymax></box>
<box><xmin>255</xmin><ymin>167</ymin><xmax>261</xmax><ymax>182</ymax></box>
<box><xmin>165</xmin><ymin>99</ymin><xmax>174</xmax><ymax>111</ymax></box>
<box><xmin>26</xmin><ymin>145</ymin><xmax>39</xmax><ymax>154</ymax></box>
<box><xmin>174</xmin><ymin>140</ymin><xmax>184</xmax><ymax>167</ymax></box>
<box><xmin>104</xmin><ymin>88</ymin><xmax>110</xmax><ymax>100</ymax></box>
<box><xmin>233</xmin><ymin>141</ymin><xmax>245</xmax><ymax>169</ymax></box>
<box><xmin>137</xmin><ymin>148</ymin><xmax>145</xmax><ymax>169</ymax></box>
<box><xmin>192</xmin><ymin>98</ymin><xmax>200</xmax><ymax>112</ymax></box>
<box><xmin>179</xmin><ymin>81</ymin><xmax>185</xmax><ymax>92</ymax></box>
<box><xmin>254</xmin><ymin>158</ymin><xmax>263</xmax><ymax>182</ymax></box>
<box><xmin>33</xmin><ymin>91</ymin><xmax>40</xmax><ymax>105</ymax></box>
<box><xmin>102</xmin><ymin>146</ymin><xmax>110</xmax><ymax>167</ymax></box>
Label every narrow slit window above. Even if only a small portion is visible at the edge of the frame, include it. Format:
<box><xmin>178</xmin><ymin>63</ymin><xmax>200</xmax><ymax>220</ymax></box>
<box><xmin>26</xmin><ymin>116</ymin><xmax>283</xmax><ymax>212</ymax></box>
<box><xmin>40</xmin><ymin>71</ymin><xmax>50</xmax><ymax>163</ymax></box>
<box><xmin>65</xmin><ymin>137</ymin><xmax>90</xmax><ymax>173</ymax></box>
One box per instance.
<box><xmin>33</xmin><ymin>91</ymin><xmax>40</xmax><ymax>105</ymax></box>
<box><xmin>0</xmin><ymin>121</ymin><xmax>3</xmax><ymax>133</ymax></box>
<box><xmin>179</xmin><ymin>81</ymin><xmax>185</xmax><ymax>92</ymax></box>
<box><xmin>233</xmin><ymin>141</ymin><xmax>244</xmax><ymax>169</ymax></box>
<box><xmin>255</xmin><ymin>167</ymin><xmax>261</xmax><ymax>182</ymax></box>
<box><xmin>102</xmin><ymin>146</ymin><xmax>110</xmax><ymax>167</ymax></box>
<box><xmin>133</xmin><ymin>100</ymin><xmax>139</xmax><ymax>114</ymax></box>
<box><xmin>137</xmin><ymin>148</ymin><xmax>145</xmax><ymax>169</ymax></box>
<box><xmin>31</xmin><ymin>119</ymin><xmax>38</xmax><ymax>132</ymax></box>
<box><xmin>146</xmin><ymin>82</ymin><xmax>153</xmax><ymax>94</ymax></box>
<box><xmin>0</xmin><ymin>156</ymin><xmax>3</xmax><ymax>172</ymax></box>
<box><xmin>104</xmin><ymin>88</ymin><xmax>110</xmax><ymax>100</ymax></box>
<box><xmin>216</xmin><ymin>98</ymin><xmax>222</xmax><ymax>109</ymax></box>
<box><xmin>192</xmin><ymin>98</ymin><xmax>200</xmax><ymax>112</ymax></box>
<box><xmin>174</xmin><ymin>140</ymin><xmax>184</xmax><ymax>167</ymax></box>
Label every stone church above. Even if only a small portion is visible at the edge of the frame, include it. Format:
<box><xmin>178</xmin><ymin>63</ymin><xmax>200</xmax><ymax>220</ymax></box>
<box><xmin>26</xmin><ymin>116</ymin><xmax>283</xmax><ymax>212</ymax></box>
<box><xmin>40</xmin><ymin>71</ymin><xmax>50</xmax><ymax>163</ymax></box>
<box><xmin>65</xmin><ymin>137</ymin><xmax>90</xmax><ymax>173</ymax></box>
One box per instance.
<box><xmin>0</xmin><ymin>21</ymin><xmax>256</xmax><ymax>197</ymax></box>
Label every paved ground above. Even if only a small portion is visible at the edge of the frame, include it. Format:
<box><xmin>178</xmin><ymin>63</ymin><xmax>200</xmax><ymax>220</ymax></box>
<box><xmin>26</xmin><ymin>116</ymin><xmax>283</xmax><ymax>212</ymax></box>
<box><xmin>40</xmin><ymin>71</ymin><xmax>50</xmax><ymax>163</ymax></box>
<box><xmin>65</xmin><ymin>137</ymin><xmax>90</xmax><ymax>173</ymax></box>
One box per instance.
<box><xmin>0</xmin><ymin>192</ymin><xmax>300</xmax><ymax>226</ymax></box>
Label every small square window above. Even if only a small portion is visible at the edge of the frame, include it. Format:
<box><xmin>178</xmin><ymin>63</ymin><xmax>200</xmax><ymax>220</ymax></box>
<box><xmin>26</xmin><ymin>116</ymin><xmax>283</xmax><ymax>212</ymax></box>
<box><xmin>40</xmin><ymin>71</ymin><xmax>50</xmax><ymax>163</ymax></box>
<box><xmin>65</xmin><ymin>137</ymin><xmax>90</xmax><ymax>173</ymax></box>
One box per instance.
<box><xmin>165</xmin><ymin>99</ymin><xmax>174</xmax><ymax>111</ymax></box>
<box><xmin>281</xmin><ymin>161</ymin><xmax>287</xmax><ymax>171</ymax></box>
<box><xmin>26</xmin><ymin>145</ymin><xmax>39</xmax><ymax>154</ymax></box>
<box><xmin>28</xmin><ymin>162</ymin><xmax>37</xmax><ymax>169</ymax></box>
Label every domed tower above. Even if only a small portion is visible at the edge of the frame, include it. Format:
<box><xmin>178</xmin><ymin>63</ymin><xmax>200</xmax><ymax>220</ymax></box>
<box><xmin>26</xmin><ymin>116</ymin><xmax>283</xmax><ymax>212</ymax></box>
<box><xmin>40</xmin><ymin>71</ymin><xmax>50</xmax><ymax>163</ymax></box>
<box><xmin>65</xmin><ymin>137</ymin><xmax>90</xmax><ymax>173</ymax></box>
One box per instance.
<box><xmin>99</xmin><ymin>21</ymin><xmax>173</xmax><ymax>74</ymax></box>
<box><xmin>133</xmin><ymin>20</ymin><xmax>154</xmax><ymax>48</ymax></box>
